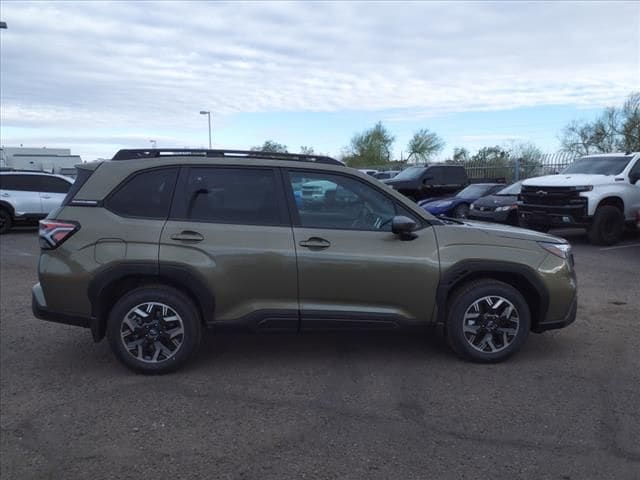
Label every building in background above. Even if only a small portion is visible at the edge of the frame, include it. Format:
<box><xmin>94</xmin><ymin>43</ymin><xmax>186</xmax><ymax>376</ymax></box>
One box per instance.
<box><xmin>0</xmin><ymin>147</ymin><xmax>82</xmax><ymax>177</ymax></box>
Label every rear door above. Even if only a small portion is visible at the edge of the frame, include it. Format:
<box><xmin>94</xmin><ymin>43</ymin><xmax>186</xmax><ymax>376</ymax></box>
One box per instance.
<box><xmin>36</xmin><ymin>175</ymin><xmax>72</xmax><ymax>214</ymax></box>
<box><xmin>160</xmin><ymin>166</ymin><xmax>299</xmax><ymax>330</ymax></box>
<box><xmin>285</xmin><ymin>168</ymin><xmax>440</xmax><ymax>330</ymax></box>
<box><xmin>0</xmin><ymin>174</ymin><xmax>43</xmax><ymax>215</ymax></box>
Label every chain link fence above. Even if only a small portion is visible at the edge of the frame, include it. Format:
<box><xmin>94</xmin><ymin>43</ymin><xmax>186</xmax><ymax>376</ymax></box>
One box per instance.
<box><xmin>462</xmin><ymin>152</ymin><xmax>578</xmax><ymax>183</ymax></box>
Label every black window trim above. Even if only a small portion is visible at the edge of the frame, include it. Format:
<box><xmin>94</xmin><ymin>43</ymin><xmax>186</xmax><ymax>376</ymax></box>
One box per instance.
<box><xmin>283</xmin><ymin>167</ymin><xmax>430</xmax><ymax>233</ymax></box>
<box><xmin>168</xmin><ymin>164</ymin><xmax>290</xmax><ymax>227</ymax></box>
<box><xmin>104</xmin><ymin>166</ymin><xmax>180</xmax><ymax>220</ymax></box>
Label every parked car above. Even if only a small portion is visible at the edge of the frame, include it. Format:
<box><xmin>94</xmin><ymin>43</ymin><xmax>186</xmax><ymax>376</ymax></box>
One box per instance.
<box><xmin>374</xmin><ymin>170</ymin><xmax>401</xmax><ymax>180</ymax></box>
<box><xmin>419</xmin><ymin>183</ymin><xmax>506</xmax><ymax>218</ymax></box>
<box><xmin>358</xmin><ymin>169</ymin><xmax>379</xmax><ymax>177</ymax></box>
<box><xmin>383</xmin><ymin>165</ymin><xmax>469</xmax><ymax>202</ymax></box>
<box><xmin>33</xmin><ymin>148</ymin><xmax>577</xmax><ymax>373</ymax></box>
<box><xmin>519</xmin><ymin>152</ymin><xmax>640</xmax><ymax>245</ymax></box>
<box><xmin>468</xmin><ymin>181</ymin><xmax>523</xmax><ymax>225</ymax></box>
<box><xmin>0</xmin><ymin>170</ymin><xmax>74</xmax><ymax>234</ymax></box>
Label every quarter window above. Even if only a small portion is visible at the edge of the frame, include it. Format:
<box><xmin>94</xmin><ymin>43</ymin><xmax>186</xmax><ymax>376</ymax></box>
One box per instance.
<box><xmin>177</xmin><ymin>167</ymin><xmax>282</xmax><ymax>225</ymax></box>
<box><xmin>107</xmin><ymin>168</ymin><xmax>178</xmax><ymax>219</ymax></box>
<box><xmin>36</xmin><ymin>176</ymin><xmax>72</xmax><ymax>194</ymax></box>
<box><xmin>289</xmin><ymin>171</ymin><xmax>397</xmax><ymax>231</ymax></box>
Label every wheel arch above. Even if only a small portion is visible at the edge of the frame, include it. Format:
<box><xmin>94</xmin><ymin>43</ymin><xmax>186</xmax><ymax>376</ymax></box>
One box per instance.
<box><xmin>0</xmin><ymin>200</ymin><xmax>15</xmax><ymax>217</ymax></box>
<box><xmin>87</xmin><ymin>263</ymin><xmax>214</xmax><ymax>342</ymax></box>
<box><xmin>436</xmin><ymin>260</ymin><xmax>548</xmax><ymax>330</ymax></box>
<box><xmin>597</xmin><ymin>196</ymin><xmax>624</xmax><ymax>212</ymax></box>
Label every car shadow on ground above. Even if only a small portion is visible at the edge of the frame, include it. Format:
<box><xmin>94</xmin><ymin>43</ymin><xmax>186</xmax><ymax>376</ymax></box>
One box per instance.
<box><xmin>549</xmin><ymin>227</ymin><xmax>639</xmax><ymax>246</ymax></box>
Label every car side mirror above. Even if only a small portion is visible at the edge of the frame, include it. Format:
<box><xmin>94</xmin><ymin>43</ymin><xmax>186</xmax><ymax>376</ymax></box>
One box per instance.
<box><xmin>391</xmin><ymin>216</ymin><xmax>418</xmax><ymax>240</ymax></box>
<box><xmin>422</xmin><ymin>176</ymin><xmax>434</xmax><ymax>184</ymax></box>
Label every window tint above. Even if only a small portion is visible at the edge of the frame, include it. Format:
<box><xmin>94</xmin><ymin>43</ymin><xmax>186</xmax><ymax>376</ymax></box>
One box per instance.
<box><xmin>0</xmin><ymin>174</ymin><xmax>40</xmax><ymax>192</ymax></box>
<box><xmin>107</xmin><ymin>168</ymin><xmax>178</xmax><ymax>219</ymax></box>
<box><xmin>178</xmin><ymin>167</ymin><xmax>282</xmax><ymax>225</ymax></box>
<box><xmin>289</xmin><ymin>171</ymin><xmax>397</xmax><ymax>231</ymax></box>
<box><xmin>36</xmin><ymin>176</ymin><xmax>72</xmax><ymax>194</ymax></box>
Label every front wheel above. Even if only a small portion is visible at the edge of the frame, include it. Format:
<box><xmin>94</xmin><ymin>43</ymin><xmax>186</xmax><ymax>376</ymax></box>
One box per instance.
<box><xmin>587</xmin><ymin>205</ymin><xmax>624</xmax><ymax>246</ymax></box>
<box><xmin>106</xmin><ymin>285</ymin><xmax>202</xmax><ymax>374</ymax></box>
<box><xmin>446</xmin><ymin>279</ymin><xmax>531</xmax><ymax>363</ymax></box>
<box><xmin>453</xmin><ymin>203</ymin><xmax>470</xmax><ymax>218</ymax></box>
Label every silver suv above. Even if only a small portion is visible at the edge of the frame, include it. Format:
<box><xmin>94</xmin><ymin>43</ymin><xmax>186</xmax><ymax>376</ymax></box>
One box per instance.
<box><xmin>0</xmin><ymin>171</ymin><xmax>74</xmax><ymax>233</ymax></box>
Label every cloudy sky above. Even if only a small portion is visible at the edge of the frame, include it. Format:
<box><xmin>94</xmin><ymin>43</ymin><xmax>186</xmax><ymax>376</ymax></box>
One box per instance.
<box><xmin>0</xmin><ymin>1</ymin><xmax>638</xmax><ymax>161</ymax></box>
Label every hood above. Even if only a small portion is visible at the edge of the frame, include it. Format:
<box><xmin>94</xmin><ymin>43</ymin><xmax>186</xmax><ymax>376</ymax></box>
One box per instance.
<box><xmin>473</xmin><ymin>194</ymin><xmax>517</xmax><ymax>207</ymax></box>
<box><xmin>439</xmin><ymin>219</ymin><xmax>566</xmax><ymax>244</ymax></box>
<box><xmin>383</xmin><ymin>178</ymin><xmax>415</xmax><ymax>189</ymax></box>
<box><xmin>420</xmin><ymin>196</ymin><xmax>456</xmax><ymax>207</ymax></box>
<box><xmin>522</xmin><ymin>174</ymin><xmax>617</xmax><ymax>187</ymax></box>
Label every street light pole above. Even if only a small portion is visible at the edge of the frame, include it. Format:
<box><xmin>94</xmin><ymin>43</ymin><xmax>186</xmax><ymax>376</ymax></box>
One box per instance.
<box><xmin>199</xmin><ymin>110</ymin><xmax>212</xmax><ymax>149</ymax></box>
<box><xmin>150</xmin><ymin>139</ymin><xmax>157</xmax><ymax>149</ymax></box>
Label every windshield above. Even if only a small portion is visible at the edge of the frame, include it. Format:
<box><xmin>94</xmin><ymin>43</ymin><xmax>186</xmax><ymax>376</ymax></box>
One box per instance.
<box><xmin>455</xmin><ymin>184</ymin><xmax>495</xmax><ymax>199</ymax></box>
<box><xmin>496</xmin><ymin>181</ymin><xmax>522</xmax><ymax>195</ymax></box>
<box><xmin>562</xmin><ymin>156</ymin><xmax>631</xmax><ymax>175</ymax></box>
<box><xmin>393</xmin><ymin>166</ymin><xmax>426</xmax><ymax>181</ymax></box>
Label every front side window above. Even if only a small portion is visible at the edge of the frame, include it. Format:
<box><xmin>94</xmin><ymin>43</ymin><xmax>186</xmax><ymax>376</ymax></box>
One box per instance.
<box><xmin>107</xmin><ymin>168</ymin><xmax>178</xmax><ymax>219</ymax></box>
<box><xmin>289</xmin><ymin>171</ymin><xmax>397</xmax><ymax>231</ymax></box>
<box><xmin>36</xmin><ymin>176</ymin><xmax>72</xmax><ymax>194</ymax></box>
<box><xmin>177</xmin><ymin>167</ymin><xmax>282</xmax><ymax>225</ymax></box>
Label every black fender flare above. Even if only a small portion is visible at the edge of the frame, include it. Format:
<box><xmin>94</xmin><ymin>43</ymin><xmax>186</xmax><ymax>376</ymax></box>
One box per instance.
<box><xmin>435</xmin><ymin>260</ymin><xmax>549</xmax><ymax>326</ymax></box>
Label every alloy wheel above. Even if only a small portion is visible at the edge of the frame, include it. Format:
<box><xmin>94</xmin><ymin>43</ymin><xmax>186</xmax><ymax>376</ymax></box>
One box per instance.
<box><xmin>120</xmin><ymin>302</ymin><xmax>185</xmax><ymax>363</ymax></box>
<box><xmin>462</xmin><ymin>295</ymin><xmax>520</xmax><ymax>353</ymax></box>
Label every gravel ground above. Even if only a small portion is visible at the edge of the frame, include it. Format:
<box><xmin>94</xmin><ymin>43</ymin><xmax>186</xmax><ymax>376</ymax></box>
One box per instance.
<box><xmin>1</xmin><ymin>228</ymin><xmax>639</xmax><ymax>479</ymax></box>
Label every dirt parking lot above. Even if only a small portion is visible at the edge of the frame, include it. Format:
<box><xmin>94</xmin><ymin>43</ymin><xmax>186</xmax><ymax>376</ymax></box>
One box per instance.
<box><xmin>1</xmin><ymin>228</ymin><xmax>639</xmax><ymax>479</ymax></box>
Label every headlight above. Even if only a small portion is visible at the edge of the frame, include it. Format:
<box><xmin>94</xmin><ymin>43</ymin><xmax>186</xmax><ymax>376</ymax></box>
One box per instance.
<box><xmin>538</xmin><ymin>241</ymin><xmax>572</xmax><ymax>259</ymax></box>
<box><xmin>470</xmin><ymin>203</ymin><xmax>475</xmax><ymax>209</ymax></box>
<box><xmin>496</xmin><ymin>205</ymin><xmax>515</xmax><ymax>212</ymax></box>
<box><xmin>573</xmin><ymin>185</ymin><xmax>593</xmax><ymax>192</ymax></box>
<box><xmin>439</xmin><ymin>201</ymin><xmax>452</xmax><ymax>207</ymax></box>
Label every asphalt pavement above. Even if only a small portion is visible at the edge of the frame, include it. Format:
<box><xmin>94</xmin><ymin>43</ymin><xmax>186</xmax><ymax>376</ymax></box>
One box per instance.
<box><xmin>1</xmin><ymin>228</ymin><xmax>639</xmax><ymax>479</ymax></box>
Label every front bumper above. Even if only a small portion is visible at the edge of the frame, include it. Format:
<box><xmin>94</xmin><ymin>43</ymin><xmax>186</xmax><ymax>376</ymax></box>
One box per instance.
<box><xmin>32</xmin><ymin>283</ymin><xmax>100</xmax><ymax>340</ymax></box>
<box><xmin>519</xmin><ymin>204</ymin><xmax>589</xmax><ymax>227</ymax></box>
<box><xmin>532</xmin><ymin>294</ymin><xmax>577</xmax><ymax>333</ymax></box>
<box><xmin>468</xmin><ymin>209</ymin><xmax>512</xmax><ymax>223</ymax></box>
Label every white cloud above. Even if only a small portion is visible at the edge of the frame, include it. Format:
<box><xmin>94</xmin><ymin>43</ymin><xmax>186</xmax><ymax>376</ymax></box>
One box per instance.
<box><xmin>0</xmin><ymin>0</ymin><xmax>638</xmax><ymax>158</ymax></box>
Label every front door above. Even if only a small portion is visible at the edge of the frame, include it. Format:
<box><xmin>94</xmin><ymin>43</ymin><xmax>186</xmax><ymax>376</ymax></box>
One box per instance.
<box><xmin>286</xmin><ymin>169</ymin><xmax>440</xmax><ymax>330</ymax></box>
<box><xmin>160</xmin><ymin>166</ymin><xmax>299</xmax><ymax>331</ymax></box>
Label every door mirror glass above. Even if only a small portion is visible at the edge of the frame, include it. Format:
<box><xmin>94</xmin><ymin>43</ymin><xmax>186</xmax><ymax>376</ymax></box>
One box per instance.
<box><xmin>391</xmin><ymin>215</ymin><xmax>418</xmax><ymax>240</ymax></box>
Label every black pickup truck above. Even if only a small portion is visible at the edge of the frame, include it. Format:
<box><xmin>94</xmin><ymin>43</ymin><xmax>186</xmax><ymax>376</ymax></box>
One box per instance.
<box><xmin>383</xmin><ymin>165</ymin><xmax>469</xmax><ymax>201</ymax></box>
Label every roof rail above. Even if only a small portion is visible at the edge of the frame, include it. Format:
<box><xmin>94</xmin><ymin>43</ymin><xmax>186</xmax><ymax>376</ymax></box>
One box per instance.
<box><xmin>111</xmin><ymin>149</ymin><xmax>344</xmax><ymax>166</ymax></box>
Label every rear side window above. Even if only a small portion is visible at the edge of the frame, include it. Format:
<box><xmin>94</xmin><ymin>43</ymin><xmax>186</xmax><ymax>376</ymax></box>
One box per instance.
<box><xmin>106</xmin><ymin>168</ymin><xmax>178</xmax><ymax>219</ymax></box>
<box><xmin>36</xmin><ymin>176</ymin><xmax>72</xmax><ymax>194</ymax></box>
<box><xmin>174</xmin><ymin>167</ymin><xmax>283</xmax><ymax>225</ymax></box>
<box><xmin>0</xmin><ymin>174</ymin><xmax>40</xmax><ymax>192</ymax></box>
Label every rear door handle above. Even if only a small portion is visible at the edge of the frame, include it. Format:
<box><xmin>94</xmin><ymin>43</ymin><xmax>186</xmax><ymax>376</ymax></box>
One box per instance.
<box><xmin>170</xmin><ymin>231</ymin><xmax>204</xmax><ymax>242</ymax></box>
<box><xmin>41</xmin><ymin>195</ymin><xmax>51</xmax><ymax>199</ymax></box>
<box><xmin>299</xmin><ymin>237</ymin><xmax>331</xmax><ymax>250</ymax></box>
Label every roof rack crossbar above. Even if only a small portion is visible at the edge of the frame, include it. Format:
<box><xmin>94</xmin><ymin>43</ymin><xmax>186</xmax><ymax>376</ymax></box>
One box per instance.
<box><xmin>111</xmin><ymin>149</ymin><xmax>343</xmax><ymax>166</ymax></box>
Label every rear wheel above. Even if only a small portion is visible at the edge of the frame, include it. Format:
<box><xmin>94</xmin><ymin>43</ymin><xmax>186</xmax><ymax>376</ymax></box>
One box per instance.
<box><xmin>446</xmin><ymin>279</ymin><xmax>531</xmax><ymax>363</ymax></box>
<box><xmin>587</xmin><ymin>205</ymin><xmax>624</xmax><ymax>246</ymax></box>
<box><xmin>107</xmin><ymin>285</ymin><xmax>202</xmax><ymax>374</ymax></box>
<box><xmin>0</xmin><ymin>209</ymin><xmax>12</xmax><ymax>234</ymax></box>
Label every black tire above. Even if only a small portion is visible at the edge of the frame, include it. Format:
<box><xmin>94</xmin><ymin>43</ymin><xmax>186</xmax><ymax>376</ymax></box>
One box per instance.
<box><xmin>0</xmin><ymin>209</ymin><xmax>13</xmax><ymax>234</ymax></box>
<box><xmin>453</xmin><ymin>203</ymin><xmax>470</xmax><ymax>218</ymax></box>
<box><xmin>518</xmin><ymin>217</ymin><xmax>549</xmax><ymax>233</ymax></box>
<box><xmin>587</xmin><ymin>205</ymin><xmax>624</xmax><ymax>246</ymax></box>
<box><xmin>107</xmin><ymin>285</ymin><xmax>202</xmax><ymax>374</ymax></box>
<box><xmin>445</xmin><ymin>279</ymin><xmax>531</xmax><ymax>363</ymax></box>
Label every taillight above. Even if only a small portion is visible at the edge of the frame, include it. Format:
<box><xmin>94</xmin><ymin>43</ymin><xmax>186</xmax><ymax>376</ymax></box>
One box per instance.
<box><xmin>39</xmin><ymin>220</ymin><xmax>80</xmax><ymax>249</ymax></box>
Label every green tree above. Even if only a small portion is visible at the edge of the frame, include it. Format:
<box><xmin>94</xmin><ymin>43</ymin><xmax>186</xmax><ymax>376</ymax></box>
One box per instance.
<box><xmin>343</xmin><ymin>121</ymin><xmax>395</xmax><ymax>167</ymax></box>
<box><xmin>300</xmin><ymin>146</ymin><xmax>315</xmax><ymax>155</ymax></box>
<box><xmin>251</xmin><ymin>140</ymin><xmax>288</xmax><ymax>153</ymax></box>
<box><xmin>406</xmin><ymin>128</ymin><xmax>444</xmax><ymax>163</ymax></box>
<box><xmin>560</xmin><ymin>91</ymin><xmax>640</xmax><ymax>155</ymax></box>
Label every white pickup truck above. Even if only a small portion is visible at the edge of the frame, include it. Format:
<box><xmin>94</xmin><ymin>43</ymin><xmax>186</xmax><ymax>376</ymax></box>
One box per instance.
<box><xmin>518</xmin><ymin>152</ymin><xmax>640</xmax><ymax>245</ymax></box>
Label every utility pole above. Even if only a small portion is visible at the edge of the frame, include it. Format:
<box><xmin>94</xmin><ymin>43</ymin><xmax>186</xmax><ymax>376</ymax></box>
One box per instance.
<box><xmin>199</xmin><ymin>111</ymin><xmax>212</xmax><ymax>149</ymax></box>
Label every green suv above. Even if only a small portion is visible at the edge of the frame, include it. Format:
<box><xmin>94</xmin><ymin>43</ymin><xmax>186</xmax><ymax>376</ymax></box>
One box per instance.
<box><xmin>32</xmin><ymin>149</ymin><xmax>577</xmax><ymax>373</ymax></box>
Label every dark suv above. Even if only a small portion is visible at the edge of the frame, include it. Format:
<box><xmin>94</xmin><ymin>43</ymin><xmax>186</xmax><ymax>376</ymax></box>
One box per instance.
<box><xmin>383</xmin><ymin>165</ymin><xmax>468</xmax><ymax>201</ymax></box>
<box><xmin>33</xmin><ymin>149</ymin><xmax>577</xmax><ymax>373</ymax></box>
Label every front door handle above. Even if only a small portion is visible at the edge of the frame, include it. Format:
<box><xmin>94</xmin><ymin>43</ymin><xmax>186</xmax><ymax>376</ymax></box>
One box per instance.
<box><xmin>1</xmin><ymin>193</ymin><xmax>9</xmax><ymax>197</ymax></box>
<box><xmin>41</xmin><ymin>195</ymin><xmax>51</xmax><ymax>199</ymax></box>
<box><xmin>170</xmin><ymin>230</ymin><xmax>204</xmax><ymax>242</ymax></box>
<box><xmin>299</xmin><ymin>237</ymin><xmax>331</xmax><ymax>250</ymax></box>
